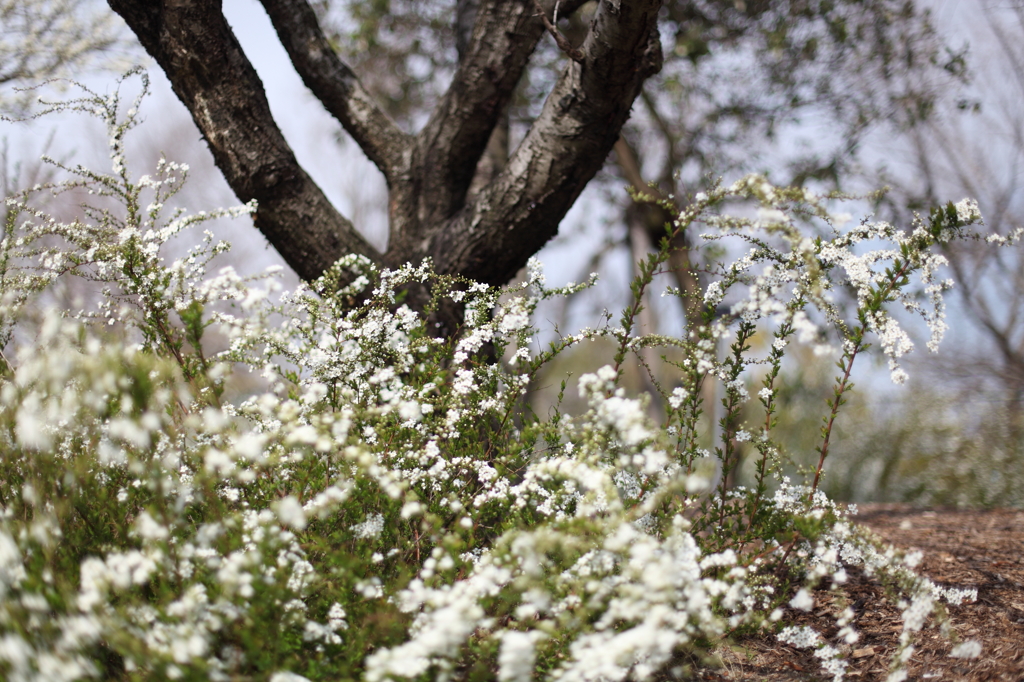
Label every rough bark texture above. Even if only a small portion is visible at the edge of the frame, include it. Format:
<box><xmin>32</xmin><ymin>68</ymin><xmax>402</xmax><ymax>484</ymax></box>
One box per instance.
<box><xmin>426</xmin><ymin>1</ymin><xmax>663</xmax><ymax>284</ymax></box>
<box><xmin>105</xmin><ymin>0</ymin><xmax>381</xmax><ymax>282</ymax></box>
<box><xmin>106</xmin><ymin>0</ymin><xmax>664</xmax><ymax>298</ymax></box>
<box><xmin>259</xmin><ymin>0</ymin><xmax>410</xmax><ymax>182</ymax></box>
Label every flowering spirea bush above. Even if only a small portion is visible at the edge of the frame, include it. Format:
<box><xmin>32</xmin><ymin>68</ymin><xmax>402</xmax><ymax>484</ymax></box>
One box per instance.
<box><xmin>0</xmin><ymin>74</ymin><xmax>1011</xmax><ymax>681</ymax></box>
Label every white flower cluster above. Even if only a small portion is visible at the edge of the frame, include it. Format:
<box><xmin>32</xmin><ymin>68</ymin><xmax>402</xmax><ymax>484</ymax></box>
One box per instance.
<box><xmin>779</xmin><ymin>625</ymin><xmax>847</xmax><ymax>682</ymax></box>
<box><xmin>695</xmin><ymin>178</ymin><xmax>1002</xmax><ymax>385</ymax></box>
<box><xmin>0</xmin><ymin>83</ymin><xmax>1010</xmax><ymax>681</ymax></box>
<box><xmin>769</xmin><ymin>481</ymin><xmax>982</xmax><ymax>681</ymax></box>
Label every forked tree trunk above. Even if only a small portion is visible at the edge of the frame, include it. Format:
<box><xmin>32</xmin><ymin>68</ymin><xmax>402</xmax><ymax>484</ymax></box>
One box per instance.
<box><xmin>105</xmin><ymin>0</ymin><xmax>664</xmax><ymax>333</ymax></box>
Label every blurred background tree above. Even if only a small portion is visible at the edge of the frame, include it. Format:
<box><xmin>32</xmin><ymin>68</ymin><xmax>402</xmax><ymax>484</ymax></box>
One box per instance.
<box><xmin>0</xmin><ymin>0</ymin><xmax>129</xmax><ymax>117</ymax></box>
<box><xmin>825</xmin><ymin>0</ymin><xmax>1024</xmax><ymax>506</ymax></box>
<box><xmin>1</xmin><ymin>0</ymin><xmax>131</xmax><ymax>219</ymax></box>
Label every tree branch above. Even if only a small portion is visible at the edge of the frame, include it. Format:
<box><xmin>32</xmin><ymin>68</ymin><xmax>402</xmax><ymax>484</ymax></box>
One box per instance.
<box><xmin>425</xmin><ymin>0</ymin><xmax>664</xmax><ymax>284</ymax></box>
<box><xmin>108</xmin><ymin>0</ymin><xmax>661</xmax><ymax>301</ymax></box>
<box><xmin>455</xmin><ymin>0</ymin><xmax>511</xmax><ymax>203</ymax></box>
<box><xmin>405</xmin><ymin>0</ymin><xmax>590</xmax><ymax>232</ymax></box>
<box><xmin>532</xmin><ymin>0</ymin><xmax>584</xmax><ymax>62</ymax></box>
<box><xmin>639</xmin><ymin>89</ymin><xmax>681</xmax><ymax>183</ymax></box>
<box><xmin>407</xmin><ymin>1</ymin><xmax>546</xmax><ymax>229</ymax></box>
<box><xmin>105</xmin><ymin>0</ymin><xmax>382</xmax><ymax>282</ymax></box>
<box><xmin>258</xmin><ymin>0</ymin><xmax>411</xmax><ymax>184</ymax></box>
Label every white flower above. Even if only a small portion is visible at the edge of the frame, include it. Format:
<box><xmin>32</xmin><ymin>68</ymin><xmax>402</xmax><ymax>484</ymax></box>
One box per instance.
<box><xmin>789</xmin><ymin>588</ymin><xmax>814</xmax><ymax>611</ymax></box>
<box><xmin>498</xmin><ymin>630</ymin><xmax>544</xmax><ymax>682</ymax></box>
<box><xmin>351</xmin><ymin>514</ymin><xmax>385</xmax><ymax>539</ymax></box>
<box><xmin>499</xmin><ymin>306</ymin><xmax>530</xmax><ymax>334</ymax></box>
<box><xmin>668</xmin><ymin>387</ymin><xmax>688</xmax><ymax>409</ymax></box>
<box><xmin>453</xmin><ymin>369</ymin><xmax>476</xmax><ymax>395</ymax></box>
<box><xmin>778</xmin><ymin>625</ymin><xmax>820</xmax><ymax>648</ymax></box>
<box><xmin>757</xmin><ymin>208</ymin><xmax>789</xmax><ymax>225</ymax></box>
<box><xmin>269</xmin><ymin>673</ymin><xmax>312</xmax><ymax>682</ymax></box>
<box><xmin>704</xmin><ymin>281</ymin><xmax>724</xmax><ymax>306</ymax></box>
<box><xmin>134</xmin><ymin>511</ymin><xmax>169</xmax><ymax>542</ymax></box>
<box><xmin>397</xmin><ymin>400</ymin><xmax>422</xmax><ymax>422</ymax></box>
<box><xmin>328</xmin><ymin>602</ymin><xmax>348</xmax><ymax>631</ymax></box>
<box><xmin>274</xmin><ymin>496</ymin><xmax>307</xmax><ymax>530</ymax></box>
<box><xmin>954</xmin><ymin>198</ymin><xmax>981</xmax><ymax>224</ymax></box>
<box><xmin>949</xmin><ymin>640</ymin><xmax>982</xmax><ymax>659</ymax></box>
<box><xmin>15</xmin><ymin>395</ymin><xmax>52</xmax><ymax>450</ymax></box>
<box><xmin>234</xmin><ymin>433</ymin><xmax>267</xmax><ymax>461</ymax></box>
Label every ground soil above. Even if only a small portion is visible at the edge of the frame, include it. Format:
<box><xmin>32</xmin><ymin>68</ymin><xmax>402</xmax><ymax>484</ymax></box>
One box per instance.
<box><xmin>696</xmin><ymin>505</ymin><xmax>1024</xmax><ymax>681</ymax></box>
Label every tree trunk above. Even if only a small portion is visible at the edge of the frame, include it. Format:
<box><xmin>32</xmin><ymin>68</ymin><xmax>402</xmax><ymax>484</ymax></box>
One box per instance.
<box><xmin>106</xmin><ymin>0</ymin><xmax>664</xmax><ymax>318</ymax></box>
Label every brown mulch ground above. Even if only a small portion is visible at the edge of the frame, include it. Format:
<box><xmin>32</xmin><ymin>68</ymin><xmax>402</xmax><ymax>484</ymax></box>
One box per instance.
<box><xmin>697</xmin><ymin>505</ymin><xmax>1024</xmax><ymax>681</ymax></box>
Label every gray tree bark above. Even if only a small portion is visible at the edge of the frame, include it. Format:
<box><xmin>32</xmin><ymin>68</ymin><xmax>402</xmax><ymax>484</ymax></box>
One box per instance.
<box><xmin>105</xmin><ymin>0</ymin><xmax>663</xmax><ymax>307</ymax></box>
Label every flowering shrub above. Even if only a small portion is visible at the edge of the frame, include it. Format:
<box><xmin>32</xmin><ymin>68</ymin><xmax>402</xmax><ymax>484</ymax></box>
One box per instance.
<box><xmin>0</xmin><ymin>74</ymin><xmax>1013</xmax><ymax>681</ymax></box>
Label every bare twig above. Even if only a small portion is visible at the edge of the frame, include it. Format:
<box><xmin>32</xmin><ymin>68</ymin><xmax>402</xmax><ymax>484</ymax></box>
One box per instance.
<box><xmin>533</xmin><ymin>0</ymin><xmax>584</xmax><ymax>62</ymax></box>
